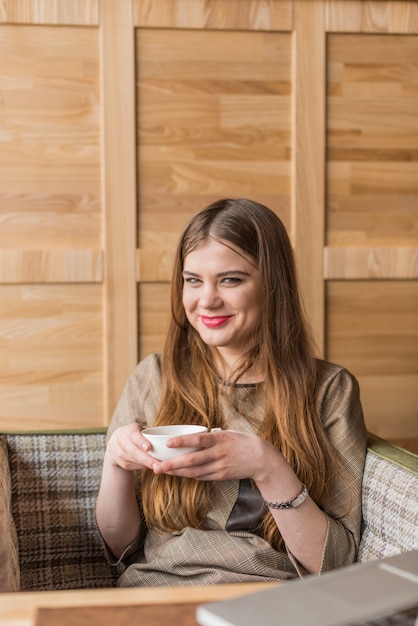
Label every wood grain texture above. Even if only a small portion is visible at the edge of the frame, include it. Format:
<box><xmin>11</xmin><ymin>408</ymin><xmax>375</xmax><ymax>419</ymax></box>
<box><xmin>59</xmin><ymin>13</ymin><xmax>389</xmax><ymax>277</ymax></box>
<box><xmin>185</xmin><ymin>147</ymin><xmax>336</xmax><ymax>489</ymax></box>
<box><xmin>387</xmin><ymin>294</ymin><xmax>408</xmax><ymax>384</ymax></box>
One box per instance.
<box><xmin>292</xmin><ymin>0</ymin><xmax>326</xmax><ymax>355</ymax></box>
<box><xmin>0</xmin><ymin>20</ymin><xmax>103</xmax><ymax>430</ymax></box>
<box><xmin>324</xmin><ymin>246</ymin><xmax>418</xmax><ymax>279</ymax></box>
<box><xmin>138</xmin><ymin>283</ymin><xmax>171</xmax><ymax>359</ymax></box>
<box><xmin>325</xmin><ymin>0</ymin><xmax>418</xmax><ymax>34</ymax></box>
<box><xmin>136</xmin><ymin>248</ymin><xmax>175</xmax><ymax>283</ymax></box>
<box><xmin>357</xmin><ymin>374</ymin><xmax>418</xmax><ymax>440</ymax></box>
<box><xmin>0</xmin><ymin>285</ymin><xmax>103</xmax><ymax>430</ymax></box>
<box><xmin>0</xmin><ymin>0</ymin><xmax>99</xmax><ymax>24</ymax></box>
<box><xmin>0</xmin><ymin>249</ymin><xmax>103</xmax><ymax>283</ymax></box>
<box><xmin>136</xmin><ymin>28</ymin><xmax>291</xmax><ymax>254</ymax></box>
<box><xmin>37</xmin><ymin>603</ymin><xmax>201</xmax><ymax>626</ymax></box>
<box><xmin>133</xmin><ymin>0</ymin><xmax>293</xmax><ymax>30</ymax></box>
<box><xmin>326</xmin><ymin>281</ymin><xmax>418</xmax><ymax>440</ymax></box>
<box><xmin>0</xmin><ymin>191</ymin><xmax>101</xmax><ymax>249</ymax></box>
<box><xmin>0</xmin><ymin>582</ymin><xmax>278</xmax><ymax>626</ymax></box>
<box><xmin>101</xmin><ymin>0</ymin><xmax>138</xmax><ymax>420</ymax></box>
<box><xmin>0</xmin><ymin>25</ymin><xmax>101</xmax><ymax>249</ymax></box>
<box><xmin>327</xmin><ymin>33</ymin><xmax>418</xmax><ymax>246</ymax></box>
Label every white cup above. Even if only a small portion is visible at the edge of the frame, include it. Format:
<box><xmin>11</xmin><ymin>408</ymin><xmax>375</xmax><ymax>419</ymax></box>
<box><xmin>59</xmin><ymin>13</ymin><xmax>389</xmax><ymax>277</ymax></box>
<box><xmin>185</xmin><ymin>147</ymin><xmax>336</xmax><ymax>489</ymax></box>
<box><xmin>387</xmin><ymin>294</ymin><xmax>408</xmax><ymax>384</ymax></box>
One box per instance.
<box><xmin>142</xmin><ymin>424</ymin><xmax>208</xmax><ymax>461</ymax></box>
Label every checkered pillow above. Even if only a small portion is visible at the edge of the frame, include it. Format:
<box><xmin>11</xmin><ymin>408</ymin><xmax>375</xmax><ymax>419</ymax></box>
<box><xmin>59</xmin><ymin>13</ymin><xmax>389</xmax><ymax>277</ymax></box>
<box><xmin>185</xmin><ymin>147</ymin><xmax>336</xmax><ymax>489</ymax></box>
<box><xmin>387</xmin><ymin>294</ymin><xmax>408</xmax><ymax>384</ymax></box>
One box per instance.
<box><xmin>6</xmin><ymin>431</ymin><xmax>119</xmax><ymax>591</ymax></box>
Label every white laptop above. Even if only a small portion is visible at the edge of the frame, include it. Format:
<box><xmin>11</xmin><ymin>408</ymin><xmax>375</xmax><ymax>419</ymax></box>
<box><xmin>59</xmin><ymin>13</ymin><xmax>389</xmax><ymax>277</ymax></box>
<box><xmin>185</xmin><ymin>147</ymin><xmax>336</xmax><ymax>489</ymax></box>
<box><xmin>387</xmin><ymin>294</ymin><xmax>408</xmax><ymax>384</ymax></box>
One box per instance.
<box><xmin>196</xmin><ymin>549</ymin><xmax>418</xmax><ymax>626</ymax></box>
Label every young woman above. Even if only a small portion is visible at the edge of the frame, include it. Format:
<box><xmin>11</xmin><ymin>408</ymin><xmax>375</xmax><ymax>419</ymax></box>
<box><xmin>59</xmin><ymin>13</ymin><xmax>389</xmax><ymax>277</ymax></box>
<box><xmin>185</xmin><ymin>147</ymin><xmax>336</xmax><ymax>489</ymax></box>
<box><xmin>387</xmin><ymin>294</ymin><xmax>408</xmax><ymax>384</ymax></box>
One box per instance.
<box><xmin>96</xmin><ymin>198</ymin><xmax>367</xmax><ymax>587</ymax></box>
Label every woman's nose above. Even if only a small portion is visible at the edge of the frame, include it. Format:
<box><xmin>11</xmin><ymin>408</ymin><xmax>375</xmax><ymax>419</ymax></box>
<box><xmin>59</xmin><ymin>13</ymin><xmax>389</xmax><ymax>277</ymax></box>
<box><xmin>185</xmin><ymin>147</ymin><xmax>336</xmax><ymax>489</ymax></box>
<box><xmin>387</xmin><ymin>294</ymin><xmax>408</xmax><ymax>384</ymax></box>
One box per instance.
<box><xmin>199</xmin><ymin>285</ymin><xmax>222</xmax><ymax>308</ymax></box>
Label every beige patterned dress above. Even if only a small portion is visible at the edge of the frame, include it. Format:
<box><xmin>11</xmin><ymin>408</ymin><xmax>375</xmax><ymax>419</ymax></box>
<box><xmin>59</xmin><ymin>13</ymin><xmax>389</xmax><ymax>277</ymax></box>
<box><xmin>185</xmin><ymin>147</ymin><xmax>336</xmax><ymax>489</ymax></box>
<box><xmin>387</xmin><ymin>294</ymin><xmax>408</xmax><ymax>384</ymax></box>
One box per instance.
<box><xmin>103</xmin><ymin>353</ymin><xmax>367</xmax><ymax>587</ymax></box>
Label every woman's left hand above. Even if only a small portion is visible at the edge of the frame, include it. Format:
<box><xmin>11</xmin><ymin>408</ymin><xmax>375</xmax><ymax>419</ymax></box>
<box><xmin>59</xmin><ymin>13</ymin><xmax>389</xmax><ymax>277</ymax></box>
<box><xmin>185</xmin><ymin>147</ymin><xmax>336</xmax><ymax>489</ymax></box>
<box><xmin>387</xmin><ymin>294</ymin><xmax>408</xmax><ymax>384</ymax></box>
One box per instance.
<box><xmin>150</xmin><ymin>429</ymin><xmax>284</xmax><ymax>484</ymax></box>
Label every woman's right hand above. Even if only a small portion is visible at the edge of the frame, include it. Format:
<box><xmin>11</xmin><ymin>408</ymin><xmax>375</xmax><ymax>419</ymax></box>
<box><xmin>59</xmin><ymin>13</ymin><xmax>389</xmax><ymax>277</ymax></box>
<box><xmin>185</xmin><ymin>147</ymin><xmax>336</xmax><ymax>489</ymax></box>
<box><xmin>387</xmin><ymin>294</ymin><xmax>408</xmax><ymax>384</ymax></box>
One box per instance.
<box><xmin>105</xmin><ymin>423</ymin><xmax>156</xmax><ymax>472</ymax></box>
<box><xmin>96</xmin><ymin>423</ymin><xmax>155</xmax><ymax>560</ymax></box>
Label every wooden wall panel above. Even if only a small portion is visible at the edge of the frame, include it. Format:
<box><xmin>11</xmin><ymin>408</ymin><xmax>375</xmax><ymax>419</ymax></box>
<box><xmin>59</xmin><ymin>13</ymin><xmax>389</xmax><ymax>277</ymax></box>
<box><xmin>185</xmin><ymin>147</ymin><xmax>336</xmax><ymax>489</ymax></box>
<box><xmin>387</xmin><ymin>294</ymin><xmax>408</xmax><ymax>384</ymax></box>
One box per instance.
<box><xmin>0</xmin><ymin>25</ymin><xmax>101</xmax><ymax>250</ymax></box>
<box><xmin>292</xmin><ymin>0</ymin><xmax>325</xmax><ymax>354</ymax></box>
<box><xmin>326</xmin><ymin>0</ymin><xmax>418</xmax><ymax>34</ymax></box>
<box><xmin>0</xmin><ymin>0</ymin><xmax>99</xmax><ymax>25</ymax></box>
<box><xmin>0</xmin><ymin>249</ymin><xmax>103</xmax><ymax>283</ymax></box>
<box><xmin>0</xmin><ymin>284</ymin><xmax>103</xmax><ymax>430</ymax></box>
<box><xmin>0</xmin><ymin>22</ymin><xmax>102</xmax><ymax>430</ymax></box>
<box><xmin>133</xmin><ymin>0</ymin><xmax>293</xmax><ymax>30</ymax></box>
<box><xmin>326</xmin><ymin>281</ymin><xmax>418</xmax><ymax>450</ymax></box>
<box><xmin>324</xmin><ymin>246</ymin><xmax>418</xmax><ymax>280</ymax></box>
<box><xmin>327</xmin><ymin>34</ymin><xmax>418</xmax><ymax>246</ymax></box>
<box><xmin>100</xmin><ymin>0</ymin><xmax>138</xmax><ymax>419</ymax></box>
<box><xmin>325</xmin><ymin>25</ymin><xmax>418</xmax><ymax>450</ymax></box>
<box><xmin>138</xmin><ymin>283</ymin><xmax>171</xmax><ymax>357</ymax></box>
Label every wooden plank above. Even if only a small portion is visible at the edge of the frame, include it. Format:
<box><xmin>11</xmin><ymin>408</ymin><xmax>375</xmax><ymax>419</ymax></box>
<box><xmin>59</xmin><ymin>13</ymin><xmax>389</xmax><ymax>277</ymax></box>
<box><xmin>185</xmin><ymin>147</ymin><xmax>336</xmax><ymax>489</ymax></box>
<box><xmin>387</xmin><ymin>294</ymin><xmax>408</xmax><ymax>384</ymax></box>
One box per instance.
<box><xmin>324</xmin><ymin>246</ymin><xmax>418</xmax><ymax>279</ymax></box>
<box><xmin>136</xmin><ymin>248</ymin><xmax>175</xmax><ymax>283</ymax></box>
<box><xmin>0</xmin><ymin>284</ymin><xmax>103</xmax><ymax>430</ymax></box>
<box><xmin>326</xmin><ymin>280</ymin><xmax>418</xmax><ymax>442</ymax></box>
<box><xmin>0</xmin><ymin>583</ymin><xmax>278</xmax><ymax>626</ymax></box>
<box><xmin>0</xmin><ymin>249</ymin><xmax>103</xmax><ymax>283</ymax></box>
<box><xmin>137</xmin><ymin>28</ymin><xmax>291</xmax><ymax>242</ymax></box>
<box><xmin>101</xmin><ymin>0</ymin><xmax>138</xmax><ymax>421</ymax></box>
<box><xmin>292</xmin><ymin>0</ymin><xmax>326</xmax><ymax>355</ymax></box>
<box><xmin>133</xmin><ymin>0</ymin><xmax>293</xmax><ymax>30</ymax></box>
<box><xmin>0</xmin><ymin>0</ymin><xmax>99</xmax><ymax>24</ymax></box>
<box><xmin>0</xmin><ymin>21</ymin><xmax>102</xmax><ymax>431</ymax></box>
<box><xmin>0</xmin><ymin>25</ymin><xmax>101</xmax><ymax>250</ymax></box>
<box><xmin>325</xmin><ymin>0</ymin><xmax>418</xmax><ymax>34</ymax></box>
<box><xmin>357</xmin><ymin>374</ymin><xmax>418</xmax><ymax>441</ymax></box>
<box><xmin>326</xmin><ymin>33</ymin><xmax>418</xmax><ymax>247</ymax></box>
<box><xmin>138</xmin><ymin>283</ymin><xmax>171</xmax><ymax>359</ymax></box>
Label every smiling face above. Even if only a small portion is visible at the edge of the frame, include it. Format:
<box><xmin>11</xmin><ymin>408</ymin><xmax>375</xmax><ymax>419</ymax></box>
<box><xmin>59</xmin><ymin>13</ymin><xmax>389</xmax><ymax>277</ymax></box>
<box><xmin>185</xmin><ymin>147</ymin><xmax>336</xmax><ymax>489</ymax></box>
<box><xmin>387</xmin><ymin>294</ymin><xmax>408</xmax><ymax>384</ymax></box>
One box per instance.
<box><xmin>182</xmin><ymin>238</ymin><xmax>262</xmax><ymax>368</ymax></box>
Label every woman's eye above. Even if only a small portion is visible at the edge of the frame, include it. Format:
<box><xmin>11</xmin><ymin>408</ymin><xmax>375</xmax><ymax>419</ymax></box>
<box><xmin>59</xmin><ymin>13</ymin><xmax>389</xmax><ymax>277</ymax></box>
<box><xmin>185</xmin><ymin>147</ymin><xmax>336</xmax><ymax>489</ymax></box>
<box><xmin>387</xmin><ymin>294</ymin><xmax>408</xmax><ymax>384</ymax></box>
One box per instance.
<box><xmin>184</xmin><ymin>277</ymin><xmax>200</xmax><ymax>285</ymax></box>
<box><xmin>222</xmin><ymin>277</ymin><xmax>241</xmax><ymax>285</ymax></box>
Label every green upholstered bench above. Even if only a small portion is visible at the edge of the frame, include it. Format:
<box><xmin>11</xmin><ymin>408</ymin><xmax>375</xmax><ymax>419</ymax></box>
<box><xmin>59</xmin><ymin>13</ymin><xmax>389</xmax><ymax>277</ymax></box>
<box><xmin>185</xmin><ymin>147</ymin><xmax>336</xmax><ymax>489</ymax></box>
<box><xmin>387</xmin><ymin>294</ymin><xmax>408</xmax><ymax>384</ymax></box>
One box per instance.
<box><xmin>0</xmin><ymin>429</ymin><xmax>417</xmax><ymax>592</ymax></box>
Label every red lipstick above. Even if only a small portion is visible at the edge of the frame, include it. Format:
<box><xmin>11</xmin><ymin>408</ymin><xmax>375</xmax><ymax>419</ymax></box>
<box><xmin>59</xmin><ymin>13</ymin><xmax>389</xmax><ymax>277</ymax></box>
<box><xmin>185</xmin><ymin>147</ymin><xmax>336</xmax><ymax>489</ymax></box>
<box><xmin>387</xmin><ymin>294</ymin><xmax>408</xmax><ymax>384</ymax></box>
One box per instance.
<box><xmin>200</xmin><ymin>315</ymin><xmax>232</xmax><ymax>328</ymax></box>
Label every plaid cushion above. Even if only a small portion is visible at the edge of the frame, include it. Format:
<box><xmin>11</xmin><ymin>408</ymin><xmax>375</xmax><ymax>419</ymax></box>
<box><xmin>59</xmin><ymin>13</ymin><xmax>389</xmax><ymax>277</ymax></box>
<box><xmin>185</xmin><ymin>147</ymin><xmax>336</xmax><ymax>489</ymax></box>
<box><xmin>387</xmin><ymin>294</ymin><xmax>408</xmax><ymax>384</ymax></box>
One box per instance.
<box><xmin>358</xmin><ymin>441</ymin><xmax>418</xmax><ymax>562</ymax></box>
<box><xmin>0</xmin><ymin>437</ymin><xmax>20</xmax><ymax>591</ymax></box>
<box><xmin>6</xmin><ymin>431</ymin><xmax>118</xmax><ymax>591</ymax></box>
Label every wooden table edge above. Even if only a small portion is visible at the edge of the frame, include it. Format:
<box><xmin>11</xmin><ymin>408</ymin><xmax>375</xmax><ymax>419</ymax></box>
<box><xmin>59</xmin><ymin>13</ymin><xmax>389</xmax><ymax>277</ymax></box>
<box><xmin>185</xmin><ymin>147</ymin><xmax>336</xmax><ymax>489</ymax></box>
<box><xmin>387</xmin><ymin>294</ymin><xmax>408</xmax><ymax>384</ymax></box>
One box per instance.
<box><xmin>0</xmin><ymin>582</ymin><xmax>280</xmax><ymax>626</ymax></box>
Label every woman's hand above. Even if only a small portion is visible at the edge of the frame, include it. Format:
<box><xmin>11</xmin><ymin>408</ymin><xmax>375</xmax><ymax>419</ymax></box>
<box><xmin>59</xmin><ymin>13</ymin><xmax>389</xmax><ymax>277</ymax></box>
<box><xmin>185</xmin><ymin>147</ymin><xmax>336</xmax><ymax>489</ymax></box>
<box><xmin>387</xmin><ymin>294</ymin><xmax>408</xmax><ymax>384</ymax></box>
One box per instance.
<box><xmin>105</xmin><ymin>422</ymin><xmax>157</xmax><ymax>472</ymax></box>
<box><xmin>150</xmin><ymin>429</ymin><xmax>291</xmax><ymax>487</ymax></box>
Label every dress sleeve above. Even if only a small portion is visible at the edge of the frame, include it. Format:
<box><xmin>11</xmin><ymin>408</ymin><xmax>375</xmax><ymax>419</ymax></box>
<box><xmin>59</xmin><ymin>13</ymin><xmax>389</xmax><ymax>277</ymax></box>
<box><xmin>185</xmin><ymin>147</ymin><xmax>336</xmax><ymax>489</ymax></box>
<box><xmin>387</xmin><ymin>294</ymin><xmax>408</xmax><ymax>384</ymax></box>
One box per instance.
<box><xmin>100</xmin><ymin>353</ymin><xmax>163</xmax><ymax>566</ymax></box>
<box><xmin>286</xmin><ymin>365</ymin><xmax>367</xmax><ymax>577</ymax></box>
<box><xmin>317</xmin><ymin>365</ymin><xmax>368</xmax><ymax>572</ymax></box>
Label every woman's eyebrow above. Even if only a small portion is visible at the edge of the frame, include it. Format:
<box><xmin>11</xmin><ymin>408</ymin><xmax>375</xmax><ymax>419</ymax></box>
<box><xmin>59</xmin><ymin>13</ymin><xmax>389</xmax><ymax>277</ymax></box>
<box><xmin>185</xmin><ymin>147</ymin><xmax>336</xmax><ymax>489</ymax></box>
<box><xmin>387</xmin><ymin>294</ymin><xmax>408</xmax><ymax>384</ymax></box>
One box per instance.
<box><xmin>182</xmin><ymin>270</ymin><xmax>251</xmax><ymax>277</ymax></box>
<box><xmin>216</xmin><ymin>270</ymin><xmax>251</xmax><ymax>277</ymax></box>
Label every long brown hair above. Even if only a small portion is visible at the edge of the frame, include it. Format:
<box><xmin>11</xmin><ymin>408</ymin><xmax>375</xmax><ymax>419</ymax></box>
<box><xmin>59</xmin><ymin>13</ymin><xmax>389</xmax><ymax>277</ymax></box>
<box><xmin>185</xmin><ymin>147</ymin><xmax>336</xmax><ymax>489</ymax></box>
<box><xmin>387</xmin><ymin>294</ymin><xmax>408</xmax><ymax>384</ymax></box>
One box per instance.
<box><xmin>141</xmin><ymin>198</ymin><xmax>337</xmax><ymax>548</ymax></box>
